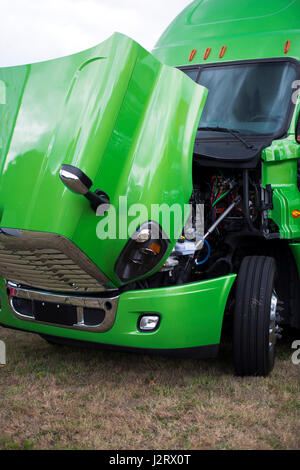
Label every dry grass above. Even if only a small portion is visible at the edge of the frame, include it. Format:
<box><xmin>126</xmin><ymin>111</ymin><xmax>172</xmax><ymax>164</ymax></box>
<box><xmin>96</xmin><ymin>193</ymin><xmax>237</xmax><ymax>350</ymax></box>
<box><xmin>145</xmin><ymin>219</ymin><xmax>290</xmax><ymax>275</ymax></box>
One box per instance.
<box><xmin>0</xmin><ymin>325</ymin><xmax>299</xmax><ymax>450</ymax></box>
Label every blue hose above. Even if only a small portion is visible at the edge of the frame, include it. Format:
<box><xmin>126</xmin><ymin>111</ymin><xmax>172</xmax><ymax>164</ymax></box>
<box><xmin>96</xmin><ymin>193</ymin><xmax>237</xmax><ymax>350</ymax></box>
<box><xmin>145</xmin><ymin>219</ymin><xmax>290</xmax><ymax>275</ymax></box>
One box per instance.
<box><xmin>195</xmin><ymin>237</ymin><xmax>211</xmax><ymax>266</ymax></box>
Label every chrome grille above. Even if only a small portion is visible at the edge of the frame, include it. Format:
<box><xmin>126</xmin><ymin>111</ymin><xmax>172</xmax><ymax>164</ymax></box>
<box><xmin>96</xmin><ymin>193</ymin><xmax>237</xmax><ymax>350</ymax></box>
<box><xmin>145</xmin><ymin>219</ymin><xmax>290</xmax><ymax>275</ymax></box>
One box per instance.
<box><xmin>0</xmin><ymin>229</ymin><xmax>110</xmax><ymax>293</ymax></box>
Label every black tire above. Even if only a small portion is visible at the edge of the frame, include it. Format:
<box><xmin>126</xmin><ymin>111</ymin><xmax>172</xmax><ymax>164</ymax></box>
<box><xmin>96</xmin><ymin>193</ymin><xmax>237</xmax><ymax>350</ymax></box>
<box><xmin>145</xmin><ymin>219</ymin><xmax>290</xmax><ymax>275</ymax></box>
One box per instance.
<box><xmin>233</xmin><ymin>256</ymin><xmax>278</xmax><ymax>377</ymax></box>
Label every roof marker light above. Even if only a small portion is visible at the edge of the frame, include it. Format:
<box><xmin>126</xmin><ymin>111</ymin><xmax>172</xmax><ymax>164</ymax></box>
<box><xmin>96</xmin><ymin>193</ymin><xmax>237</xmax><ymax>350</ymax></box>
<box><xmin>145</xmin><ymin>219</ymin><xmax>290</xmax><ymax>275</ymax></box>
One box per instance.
<box><xmin>284</xmin><ymin>40</ymin><xmax>291</xmax><ymax>54</ymax></box>
<box><xmin>189</xmin><ymin>49</ymin><xmax>197</xmax><ymax>62</ymax></box>
<box><xmin>204</xmin><ymin>48</ymin><xmax>211</xmax><ymax>60</ymax></box>
<box><xmin>219</xmin><ymin>46</ymin><xmax>227</xmax><ymax>59</ymax></box>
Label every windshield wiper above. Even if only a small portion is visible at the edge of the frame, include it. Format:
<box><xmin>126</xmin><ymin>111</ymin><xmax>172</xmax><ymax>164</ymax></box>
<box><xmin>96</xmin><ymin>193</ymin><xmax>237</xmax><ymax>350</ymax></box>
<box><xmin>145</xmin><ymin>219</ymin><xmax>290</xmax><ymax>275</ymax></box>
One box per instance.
<box><xmin>198</xmin><ymin>126</ymin><xmax>257</xmax><ymax>151</ymax></box>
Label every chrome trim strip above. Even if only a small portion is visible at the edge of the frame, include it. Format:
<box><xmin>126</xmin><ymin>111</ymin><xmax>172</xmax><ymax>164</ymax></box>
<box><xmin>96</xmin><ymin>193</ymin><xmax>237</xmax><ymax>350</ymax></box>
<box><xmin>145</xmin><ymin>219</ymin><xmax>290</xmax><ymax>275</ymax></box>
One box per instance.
<box><xmin>7</xmin><ymin>282</ymin><xmax>119</xmax><ymax>333</ymax></box>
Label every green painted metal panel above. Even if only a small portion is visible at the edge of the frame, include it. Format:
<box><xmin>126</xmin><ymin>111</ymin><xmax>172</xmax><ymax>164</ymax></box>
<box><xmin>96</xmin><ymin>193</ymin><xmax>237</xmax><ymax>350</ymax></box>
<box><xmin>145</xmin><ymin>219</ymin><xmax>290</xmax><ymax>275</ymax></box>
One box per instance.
<box><xmin>0</xmin><ymin>275</ymin><xmax>236</xmax><ymax>349</ymax></box>
<box><xmin>0</xmin><ymin>33</ymin><xmax>207</xmax><ymax>288</ymax></box>
<box><xmin>262</xmin><ymin>136</ymin><xmax>300</xmax><ymax>239</ymax></box>
<box><xmin>153</xmin><ymin>0</ymin><xmax>300</xmax><ymax>66</ymax></box>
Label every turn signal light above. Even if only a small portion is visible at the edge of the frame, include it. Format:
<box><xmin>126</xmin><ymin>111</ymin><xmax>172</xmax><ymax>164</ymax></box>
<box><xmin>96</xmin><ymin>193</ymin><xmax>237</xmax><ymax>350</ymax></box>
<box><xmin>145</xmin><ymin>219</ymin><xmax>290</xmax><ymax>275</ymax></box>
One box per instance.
<box><xmin>149</xmin><ymin>242</ymin><xmax>161</xmax><ymax>254</ymax></box>
<box><xmin>292</xmin><ymin>210</ymin><xmax>300</xmax><ymax>219</ymax></box>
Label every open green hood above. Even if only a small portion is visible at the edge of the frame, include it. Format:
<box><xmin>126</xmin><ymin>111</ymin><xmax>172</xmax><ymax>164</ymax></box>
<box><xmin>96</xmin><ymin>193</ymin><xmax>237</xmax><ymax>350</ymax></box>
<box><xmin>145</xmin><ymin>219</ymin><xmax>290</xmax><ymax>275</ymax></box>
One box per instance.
<box><xmin>0</xmin><ymin>33</ymin><xmax>207</xmax><ymax>290</ymax></box>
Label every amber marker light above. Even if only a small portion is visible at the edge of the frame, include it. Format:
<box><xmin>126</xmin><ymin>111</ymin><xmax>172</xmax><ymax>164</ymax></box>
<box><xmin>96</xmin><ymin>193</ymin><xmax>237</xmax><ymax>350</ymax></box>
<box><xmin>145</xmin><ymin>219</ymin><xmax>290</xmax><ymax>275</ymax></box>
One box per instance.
<box><xmin>284</xmin><ymin>40</ymin><xmax>291</xmax><ymax>54</ymax></box>
<box><xmin>204</xmin><ymin>48</ymin><xmax>211</xmax><ymax>60</ymax></box>
<box><xmin>292</xmin><ymin>210</ymin><xmax>300</xmax><ymax>219</ymax></box>
<box><xmin>150</xmin><ymin>242</ymin><xmax>162</xmax><ymax>255</ymax></box>
<box><xmin>219</xmin><ymin>45</ymin><xmax>227</xmax><ymax>58</ymax></box>
<box><xmin>189</xmin><ymin>49</ymin><xmax>197</xmax><ymax>62</ymax></box>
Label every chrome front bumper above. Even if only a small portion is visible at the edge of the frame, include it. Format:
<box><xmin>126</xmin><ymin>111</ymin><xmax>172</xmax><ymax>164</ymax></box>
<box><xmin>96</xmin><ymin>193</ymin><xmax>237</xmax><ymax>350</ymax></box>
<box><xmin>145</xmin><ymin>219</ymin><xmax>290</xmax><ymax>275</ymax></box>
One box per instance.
<box><xmin>7</xmin><ymin>282</ymin><xmax>119</xmax><ymax>333</ymax></box>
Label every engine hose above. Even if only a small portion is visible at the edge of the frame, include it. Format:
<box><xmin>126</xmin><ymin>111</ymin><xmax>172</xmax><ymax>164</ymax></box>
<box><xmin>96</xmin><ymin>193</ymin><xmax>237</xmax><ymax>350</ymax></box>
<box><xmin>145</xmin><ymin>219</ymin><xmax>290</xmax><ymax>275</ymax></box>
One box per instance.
<box><xmin>195</xmin><ymin>237</ymin><xmax>211</xmax><ymax>266</ymax></box>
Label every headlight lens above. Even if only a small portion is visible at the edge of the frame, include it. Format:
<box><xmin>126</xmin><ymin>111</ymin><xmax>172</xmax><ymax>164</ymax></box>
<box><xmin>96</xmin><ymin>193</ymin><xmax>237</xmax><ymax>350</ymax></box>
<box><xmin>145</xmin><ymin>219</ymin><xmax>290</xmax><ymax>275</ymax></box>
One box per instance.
<box><xmin>115</xmin><ymin>222</ymin><xmax>169</xmax><ymax>282</ymax></box>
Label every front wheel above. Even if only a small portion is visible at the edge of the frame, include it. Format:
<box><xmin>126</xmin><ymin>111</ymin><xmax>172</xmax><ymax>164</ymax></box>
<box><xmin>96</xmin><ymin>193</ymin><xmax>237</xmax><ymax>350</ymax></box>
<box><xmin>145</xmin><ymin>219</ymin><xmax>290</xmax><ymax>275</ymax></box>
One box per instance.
<box><xmin>233</xmin><ymin>256</ymin><xmax>279</xmax><ymax>377</ymax></box>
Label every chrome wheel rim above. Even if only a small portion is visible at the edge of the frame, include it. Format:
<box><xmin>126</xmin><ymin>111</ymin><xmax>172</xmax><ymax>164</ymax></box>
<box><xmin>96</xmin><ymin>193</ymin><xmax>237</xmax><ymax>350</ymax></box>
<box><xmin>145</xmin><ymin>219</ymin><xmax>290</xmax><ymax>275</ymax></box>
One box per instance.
<box><xmin>269</xmin><ymin>291</ymin><xmax>278</xmax><ymax>350</ymax></box>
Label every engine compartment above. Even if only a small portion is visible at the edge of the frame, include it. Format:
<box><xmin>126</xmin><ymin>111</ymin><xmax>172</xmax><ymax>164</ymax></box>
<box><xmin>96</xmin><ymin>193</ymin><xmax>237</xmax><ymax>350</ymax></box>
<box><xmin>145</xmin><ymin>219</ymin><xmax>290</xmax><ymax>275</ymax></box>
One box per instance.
<box><xmin>132</xmin><ymin>159</ymin><xmax>280</xmax><ymax>291</ymax></box>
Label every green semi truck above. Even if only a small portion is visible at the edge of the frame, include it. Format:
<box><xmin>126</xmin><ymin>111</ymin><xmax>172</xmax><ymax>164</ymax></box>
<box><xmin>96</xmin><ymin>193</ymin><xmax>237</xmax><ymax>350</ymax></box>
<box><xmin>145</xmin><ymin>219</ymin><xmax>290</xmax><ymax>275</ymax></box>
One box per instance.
<box><xmin>1</xmin><ymin>0</ymin><xmax>300</xmax><ymax>376</ymax></box>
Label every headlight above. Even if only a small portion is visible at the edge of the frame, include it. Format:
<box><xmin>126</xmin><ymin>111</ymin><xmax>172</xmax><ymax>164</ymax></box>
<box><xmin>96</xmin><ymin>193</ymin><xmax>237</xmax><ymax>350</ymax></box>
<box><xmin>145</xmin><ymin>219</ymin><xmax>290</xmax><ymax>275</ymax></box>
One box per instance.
<box><xmin>115</xmin><ymin>221</ymin><xmax>169</xmax><ymax>282</ymax></box>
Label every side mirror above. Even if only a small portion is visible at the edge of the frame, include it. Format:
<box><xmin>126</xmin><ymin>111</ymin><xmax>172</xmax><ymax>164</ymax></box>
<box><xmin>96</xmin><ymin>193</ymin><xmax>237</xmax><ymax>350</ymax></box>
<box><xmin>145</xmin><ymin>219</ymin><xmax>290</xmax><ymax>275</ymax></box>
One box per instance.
<box><xmin>59</xmin><ymin>165</ymin><xmax>92</xmax><ymax>195</ymax></box>
<box><xmin>59</xmin><ymin>165</ymin><xmax>110</xmax><ymax>211</ymax></box>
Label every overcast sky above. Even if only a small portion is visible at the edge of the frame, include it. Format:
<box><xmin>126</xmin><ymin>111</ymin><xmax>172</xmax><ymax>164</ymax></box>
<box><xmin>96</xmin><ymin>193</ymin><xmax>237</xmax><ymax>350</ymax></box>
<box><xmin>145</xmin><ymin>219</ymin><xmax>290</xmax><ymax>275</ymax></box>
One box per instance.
<box><xmin>0</xmin><ymin>0</ymin><xmax>192</xmax><ymax>66</ymax></box>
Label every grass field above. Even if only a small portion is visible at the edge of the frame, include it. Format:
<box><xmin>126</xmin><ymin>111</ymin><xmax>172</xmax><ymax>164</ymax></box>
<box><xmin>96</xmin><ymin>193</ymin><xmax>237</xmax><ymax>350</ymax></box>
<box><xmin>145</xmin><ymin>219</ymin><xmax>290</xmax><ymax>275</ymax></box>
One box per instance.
<box><xmin>0</xmin><ymin>325</ymin><xmax>299</xmax><ymax>450</ymax></box>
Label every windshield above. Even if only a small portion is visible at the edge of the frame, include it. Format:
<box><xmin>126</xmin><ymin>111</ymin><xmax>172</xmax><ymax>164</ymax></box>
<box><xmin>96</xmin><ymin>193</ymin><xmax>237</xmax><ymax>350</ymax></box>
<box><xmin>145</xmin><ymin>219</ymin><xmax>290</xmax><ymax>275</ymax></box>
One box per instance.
<box><xmin>183</xmin><ymin>60</ymin><xmax>298</xmax><ymax>136</ymax></box>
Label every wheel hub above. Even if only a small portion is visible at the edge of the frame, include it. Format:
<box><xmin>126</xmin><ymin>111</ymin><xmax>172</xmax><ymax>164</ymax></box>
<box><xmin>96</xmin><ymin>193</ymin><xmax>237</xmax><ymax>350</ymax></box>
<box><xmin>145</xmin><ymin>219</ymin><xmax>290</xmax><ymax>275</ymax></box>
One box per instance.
<box><xmin>269</xmin><ymin>291</ymin><xmax>278</xmax><ymax>349</ymax></box>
